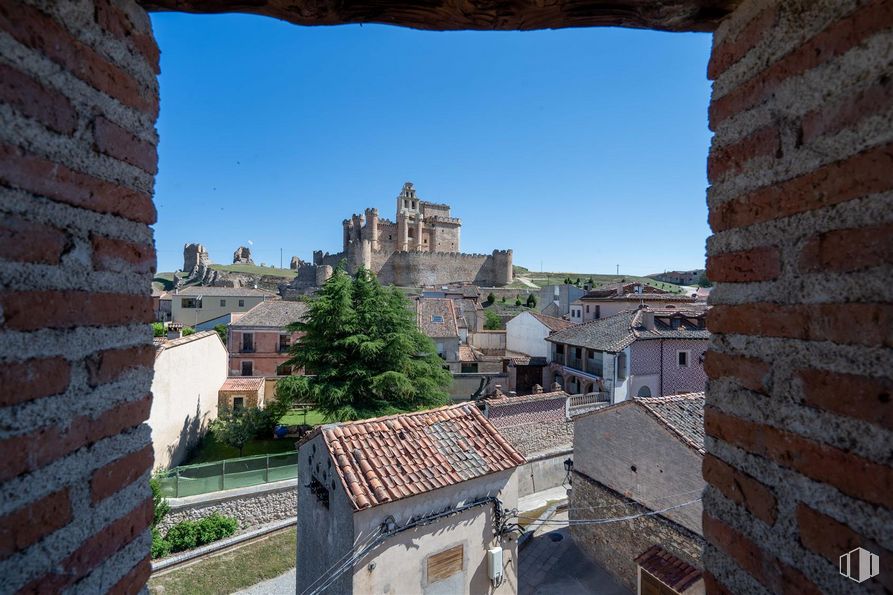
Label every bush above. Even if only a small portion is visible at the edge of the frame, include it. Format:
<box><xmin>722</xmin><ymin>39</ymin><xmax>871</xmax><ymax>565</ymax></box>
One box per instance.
<box><xmin>196</xmin><ymin>513</ymin><xmax>238</xmax><ymax>546</ymax></box>
<box><xmin>152</xmin><ymin>528</ymin><xmax>172</xmax><ymax>559</ymax></box>
<box><xmin>486</xmin><ymin>292</ymin><xmax>496</xmax><ymax>305</ymax></box>
<box><xmin>526</xmin><ymin>294</ymin><xmax>537</xmax><ymax>308</ymax></box>
<box><xmin>152</xmin><ymin>322</ymin><xmax>165</xmax><ymax>337</ymax></box>
<box><xmin>150</xmin><ymin>477</ymin><xmax>170</xmax><ymax>529</ymax></box>
<box><xmin>165</xmin><ymin>520</ymin><xmax>199</xmax><ymax>552</ymax></box>
<box><xmin>182</xmin><ymin>326</ymin><xmax>195</xmax><ymax>336</ymax></box>
<box><xmin>514</xmin><ymin>297</ymin><xmax>522</xmax><ymax>306</ymax></box>
<box><xmin>484</xmin><ymin>311</ymin><xmax>502</xmax><ymax>330</ymax></box>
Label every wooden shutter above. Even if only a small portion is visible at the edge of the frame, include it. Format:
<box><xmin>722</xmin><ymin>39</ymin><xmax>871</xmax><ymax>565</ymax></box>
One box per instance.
<box><xmin>427</xmin><ymin>544</ymin><xmax>464</xmax><ymax>583</ymax></box>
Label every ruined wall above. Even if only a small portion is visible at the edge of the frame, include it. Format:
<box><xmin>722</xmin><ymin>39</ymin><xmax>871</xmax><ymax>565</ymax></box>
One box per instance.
<box><xmin>0</xmin><ymin>0</ymin><xmax>159</xmax><ymax>591</ymax></box>
<box><xmin>702</xmin><ymin>1</ymin><xmax>893</xmax><ymax>592</ymax></box>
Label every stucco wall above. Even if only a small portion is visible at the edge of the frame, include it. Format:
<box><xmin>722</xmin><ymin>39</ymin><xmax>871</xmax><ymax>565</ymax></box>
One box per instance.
<box><xmin>171</xmin><ymin>294</ymin><xmax>268</xmax><ymax>326</ymax></box>
<box><xmin>150</xmin><ymin>332</ymin><xmax>227</xmax><ymax>469</ymax></box>
<box><xmin>630</xmin><ymin>338</ymin><xmax>708</xmax><ymax>396</ymax></box>
<box><xmin>505</xmin><ymin>312</ymin><xmax>551</xmax><ymax>358</ymax></box>
<box><xmin>229</xmin><ymin>328</ymin><xmax>301</xmax><ymax>376</ymax></box>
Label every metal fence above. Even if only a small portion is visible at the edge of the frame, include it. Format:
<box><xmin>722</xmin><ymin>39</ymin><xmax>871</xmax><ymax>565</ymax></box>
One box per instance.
<box><xmin>157</xmin><ymin>451</ymin><xmax>299</xmax><ymax>498</ymax></box>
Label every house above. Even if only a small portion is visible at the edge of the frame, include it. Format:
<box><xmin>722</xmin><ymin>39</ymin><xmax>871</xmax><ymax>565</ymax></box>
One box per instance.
<box><xmin>296</xmin><ymin>403</ymin><xmax>525</xmax><ymax>595</ymax></box>
<box><xmin>152</xmin><ymin>288</ymin><xmax>171</xmax><ymax>322</ymax></box>
<box><xmin>506</xmin><ymin>310</ymin><xmax>573</xmax><ymax>359</ymax></box>
<box><xmin>569</xmin><ymin>284</ymin><xmax>698</xmax><ymax>324</ymax></box>
<box><xmin>570</xmin><ymin>392</ymin><xmax>706</xmax><ymax>593</ymax></box>
<box><xmin>506</xmin><ymin>355</ymin><xmax>549</xmax><ymax>395</ymax></box>
<box><xmin>227</xmin><ymin>300</ymin><xmax>309</xmax><ymax>377</ymax></box>
<box><xmin>171</xmin><ymin>285</ymin><xmax>274</xmax><ymax>327</ymax></box>
<box><xmin>218</xmin><ymin>376</ymin><xmax>265</xmax><ymax>410</ymax></box>
<box><xmin>416</xmin><ymin>297</ymin><xmax>461</xmax><ymax>371</ymax></box>
<box><xmin>535</xmin><ymin>284</ymin><xmax>586</xmax><ymax>318</ymax></box>
<box><xmin>545</xmin><ymin>307</ymin><xmax>709</xmax><ymax>402</ymax></box>
<box><xmin>149</xmin><ymin>329</ymin><xmax>228</xmax><ymax>469</ymax></box>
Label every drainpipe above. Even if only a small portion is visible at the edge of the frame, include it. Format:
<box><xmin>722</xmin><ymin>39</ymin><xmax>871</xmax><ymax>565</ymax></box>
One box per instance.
<box><xmin>660</xmin><ymin>339</ymin><xmax>664</xmax><ymax>397</ymax></box>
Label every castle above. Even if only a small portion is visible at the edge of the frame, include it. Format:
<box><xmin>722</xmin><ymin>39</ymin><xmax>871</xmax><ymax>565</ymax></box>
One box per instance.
<box><xmin>287</xmin><ymin>183</ymin><xmax>513</xmax><ymax>290</ymax></box>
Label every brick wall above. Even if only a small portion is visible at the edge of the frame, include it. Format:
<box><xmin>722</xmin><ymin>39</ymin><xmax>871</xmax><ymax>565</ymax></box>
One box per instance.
<box><xmin>703</xmin><ymin>0</ymin><xmax>893</xmax><ymax>592</ymax></box>
<box><xmin>0</xmin><ymin>0</ymin><xmax>158</xmax><ymax>591</ymax></box>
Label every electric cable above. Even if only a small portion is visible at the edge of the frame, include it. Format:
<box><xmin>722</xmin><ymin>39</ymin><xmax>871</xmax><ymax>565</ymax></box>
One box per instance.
<box><xmin>515</xmin><ymin>498</ymin><xmax>701</xmax><ymax>525</ymax></box>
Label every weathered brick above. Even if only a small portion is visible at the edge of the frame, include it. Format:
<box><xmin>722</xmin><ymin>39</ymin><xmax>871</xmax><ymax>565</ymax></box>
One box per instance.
<box><xmin>0</xmin><ymin>357</ymin><xmax>71</xmax><ymax>407</ymax></box>
<box><xmin>796</xmin><ymin>504</ymin><xmax>893</xmax><ymax>590</ymax></box>
<box><xmin>707</xmin><ymin>125</ymin><xmax>779</xmax><ymax>180</ymax></box>
<box><xmin>91</xmin><ymin>446</ymin><xmax>152</xmax><ymax>504</ymax></box>
<box><xmin>799</xmin><ymin>222</ymin><xmax>893</xmax><ymax>273</ymax></box>
<box><xmin>705</xmin><ymin>407</ymin><xmax>893</xmax><ymax>509</ymax></box>
<box><xmin>706</xmin><ymin>246</ymin><xmax>780</xmax><ymax>282</ymax></box>
<box><xmin>0</xmin><ymin>488</ymin><xmax>71</xmax><ymax>560</ymax></box>
<box><xmin>703</xmin><ymin>514</ymin><xmax>822</xmax><ymax>595</ymax></box>
<box><xmin>0</xmin><ymin>62</ymin><xmax>77</xmax><ymax>134</ymax></box>
<box><xmin>93</xmin><ymin>0</ymin><xmax>160</xmax><ymax>74</ymax></box>
<box><xmin>708</xmin><ymin>303</ymin><xmax>893</xmax><ymax>347</ymax></box>
<box><xmin>109</xmin><ymin>556</ymin><xmax>152</xmax><ymax>595</ymax></box>
<box><xmin>802</xmin><ymin>74</ymin><xmax>893</xmax><ymax>143</ymax></box>
<box><xmin>703</xmin><ymin>350</ymin><xmax>769</xmax><ymax>394</ymax></box>
<box><xmin>92</xmin><ymin>116</ymin><xmax>157</xmax><ymax>174</ymax></box>
<box><xmin>0</xmin><ymin>143</ymin><xmax>156</xmax><ymax>224</ymax></box>
<box><xmin>703</xmin><ymin>454</ymin><xmax>777</xmax><ymax>526</ymax></box>
<box><xmin>707</xmin><ymin>6</ymin><xmax>778</xmax><ymax>80</ymax></box>
<box><xmin>709</xmin><ymin>0</ymin><xmax>893</xmax><ymax>127</ymax></box>
<box><xmin>0</xmin><ymin>215</ymin><xmax>68</xmax><ymax>265</ymax></box>
<box><xmin>702</xmin><ymin>571</ymin><xmax>735</xmax><ymax>595</ymax></box>
<box><xmin>709</xmin><ymin>142</ymin><xmax>893</xmax><ymax>232</ymax></box>
<box><xmin>0</xmin><ymin>1</ymin><xmax>156</xmax><ymax>116</ymax></box>
<box><xmin>86</xmin><ymin>345</ymin><xmax>155</xmax><ymax>388</ymax></box>
<box><xmin>0</xmin><ymin>394</ymin><xmax>152</xmax><ymax>482</ymax></box>
<box><xmin>0</xmin><ymin>291</ymin><xmax>153</xmax><ymax>331</ymax></box>
<box><xmin>90</xmin><ymin>234</ymin><xmax>155</xmax><ymax>274</ymax></box>
<box><xmin>798</xmin><ymin>369</ymin><xmax>893</xmax><ymax>431</ymax></box>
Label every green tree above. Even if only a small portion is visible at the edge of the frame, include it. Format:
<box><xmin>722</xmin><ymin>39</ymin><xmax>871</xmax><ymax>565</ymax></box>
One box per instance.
<box><xmin>182</xmin><ymin>326</ymin><xmax>195</xmax><ymax>336</ymax></box>
<box><xmin>282</xmin><ymin>267</ymin><xmax>451</xmax><ymax>421</ymax></box>
<box><xmin>526</xmin><ymin>294</ymin><xmax>537</xmax><ymax>308</ymax></box>
<box><xmin>587</xmin><ymin>277</ymin><xmax>594</xmax><ymax>286</ymax></box>
<box><xmin>210</xmin><ymin>406</ymin><xmax>266</xmax><ymax>457</ymax></box>
<box><xmin>152</xmin><ymin>322</ymin><xmax>165</xmax><ymax>337</ymax></box>
<box><xmin>514</xmin><ymin>297</ymin><xmax>522</xmax><ymax>306</ymax></box>
<box><xmin>214</xmin><ymin>324</ymin><xmax>228</xmax><ymax>344</ymax></box>
<box><xmin>484</xmin><ymin>310</ymin><xmax>502</xmax><ymax>330</ymax></box>
<box><xmin>486</xmin><ymin>292</ymin><xmax>496</xmax><ymax>305</ymax></box>
<box><xmin>697</xmin><ymin>273</ymin><xmax>713</xmax><ymax>288</ymax></box>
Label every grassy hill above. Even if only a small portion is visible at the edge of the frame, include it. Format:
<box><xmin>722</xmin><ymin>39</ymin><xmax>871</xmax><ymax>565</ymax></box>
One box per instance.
<box><xmin>512</xmin><ymin>266</ymin><xmax>686</xmax><ymax>294</ymax></box>
<box><xmin>209</xmin><ymin>263</ymin><xmax>296</xmax><ymax>279</ymax></box>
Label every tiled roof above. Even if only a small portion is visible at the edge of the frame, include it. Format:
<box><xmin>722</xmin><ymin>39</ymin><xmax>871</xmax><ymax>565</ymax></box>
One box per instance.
<box><xmin>546</xmin><ymin>308</ymin><xmax>709</xmax><ymax>352</ymax></box>
<box><xmin>637</xmin><ymin>392</ymin><xmax>705</xmax><ymax>453</ymax></box>
<box><xmin>528</xmin><ymin>311</ymin><xmax>573</xmax><ymax>332</ymax></box>
<box><xmin>154</xmin><ymin>330</ymin><xmax>219</xmax><ymax>358</ymax></box>
<box><xmin>581</xmin><ymin>292</ymin><xmax>697</xmax><ymax>302</ymax></box>
<box><xmin>458</xmin><ymin>344</ymin><xmax>477</xmax><ymax>362</ymax></box>
<box><xmin>416</xmin><ymin>298</ymin><xmax>460</xmax><ymax>338</ymax></box>
<box><xmin>175</xmin><ymin>286</ymin><xmax>275</xmax><ymax>297</ymax></box>
<box><xmin>635</xmin><ymin>545</ymin><xmax>703</xmax><ymax>592</ymax></box>
<box><xmin>230</xmin><ymin>300</ymin><xmax>309</xmax><ymax>328</ymax></box>
<box><xmin>487</xmin><ymin>390</ymin><xmax>569</xmax><ymax>408</ymax></box>
<box><xmin>219</xmin><ymin>377</ymin><xmax>264</xmax><ymax>391</ymax></box>
<box><xmin>318</xmin><ymin>403</ymin><xmax>525</xmax><ymax>510</ymax></box>
<box><xmin>507</xmin><ymin>356</ymin><xmax>548</xmax><ymax>366</ymax></box>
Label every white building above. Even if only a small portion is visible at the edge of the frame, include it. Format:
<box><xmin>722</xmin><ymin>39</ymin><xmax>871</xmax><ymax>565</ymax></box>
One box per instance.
<box><xmin>149</xmin><ymin>330</ymin><xmax>227</xmax><ymax>469</ymax></box>
<box><xmin>506</xmin><ymin>311</ymin><xmax>573</xmax><ymax>359</ymax></box>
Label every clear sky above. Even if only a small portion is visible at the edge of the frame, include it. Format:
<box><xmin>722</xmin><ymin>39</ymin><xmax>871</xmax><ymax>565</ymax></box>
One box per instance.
<box><xmin>150</xmin><ymin>13</ymin><xmax>713</xmax><ymax>276</ymax></box>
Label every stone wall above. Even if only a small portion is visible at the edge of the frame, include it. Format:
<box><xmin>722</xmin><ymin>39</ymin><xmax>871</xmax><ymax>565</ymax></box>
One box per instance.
<box><xmin>0</xmin><ymin>0</ymin><xmax>160</xmax><ymax>591</ymax></box>
<box><xmin>157</xmin><ymin>480</ymin><xmax>297</xmax><ymax>534</ymax></box>
<box><xmin>703</xmin><ymin>1</ymin><xmax>893</xmax><ymax>592</ymax></box>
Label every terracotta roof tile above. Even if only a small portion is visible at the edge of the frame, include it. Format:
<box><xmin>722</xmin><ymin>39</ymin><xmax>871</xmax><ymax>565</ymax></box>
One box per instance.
<box><xmin>528</xmin><ymin>311</ymin><xmax>574</xmax><ymax>332</ymax></box>
<box><xmin>416</xmin><ymin>298</ymin><xmax>460</xmax><ymax>338</ymax></box>
<box><xmin>321</xmin><ymin>403</ymin><xmax>525</xmax><ymax>510</ymax></box>
<box><xmin>635</xmin><ymin>545</ymin><xmax>703</xmax><ymax>592</ymax></box>
<box><xmin>219</xmin><ymin>376</ymin><xmax>264</xmax><ymax>391</ymax></box>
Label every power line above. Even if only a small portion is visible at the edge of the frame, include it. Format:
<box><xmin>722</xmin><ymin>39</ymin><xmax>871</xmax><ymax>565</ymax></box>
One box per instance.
<box><xmin>517</xmin><ymin>498</ymin><xmax>701</xmax><ymax>525</ymax></box>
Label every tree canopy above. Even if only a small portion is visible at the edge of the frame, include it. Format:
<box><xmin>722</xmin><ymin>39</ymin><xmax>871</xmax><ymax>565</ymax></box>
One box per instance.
<box><xmin>282</xmin><ymin>267</ymin><xmax>451</xmax><ymax>421</ymax></box>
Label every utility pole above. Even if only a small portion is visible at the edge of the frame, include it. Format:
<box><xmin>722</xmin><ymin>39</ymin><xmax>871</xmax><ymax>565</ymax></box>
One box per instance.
<box><xmin>280</xmin><ymin>248</ymin><xmax>282</xmax><ymax>269</ymax></box>
<box><xmin>616</xmin><ymin>264</ymin><xmax>620</xmax><ymax>276</ymax></box>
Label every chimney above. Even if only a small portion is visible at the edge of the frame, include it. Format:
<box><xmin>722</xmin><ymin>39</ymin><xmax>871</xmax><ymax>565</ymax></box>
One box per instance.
<box><xmin>641</xmin><ymin>310</ymin><xmax>655</xmax><ymax>330</ymax></box>
<box><xmin>551</xmin><ymin>381</ymin><xmax>561</xmax><ymax>392</ymax></box>
<box><xmin>533</xmin><ymin>384</ymin><xmax>543</xmax><ymax>393</ymax></box>
<box><xmin>167</xmin><ymin>323</ymin><xmax>183</xmax><ymax>340</ymax></box>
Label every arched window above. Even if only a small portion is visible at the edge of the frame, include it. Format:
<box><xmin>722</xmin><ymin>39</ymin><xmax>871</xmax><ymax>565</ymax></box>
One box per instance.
<box><xmin>637</xmin><ymin>385</ymin><xmax>652</xmax><ymax>398</ymax></box>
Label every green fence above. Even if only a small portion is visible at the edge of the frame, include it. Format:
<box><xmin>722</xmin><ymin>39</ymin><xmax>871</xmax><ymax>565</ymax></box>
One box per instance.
<box><xmin>157</xmin><ymin>451</ymin><xmax>299</xmax><ymax>498</ymax></box>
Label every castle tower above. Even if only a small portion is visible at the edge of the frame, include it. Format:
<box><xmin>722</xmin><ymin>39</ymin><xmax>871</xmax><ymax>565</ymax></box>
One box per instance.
<box><xmin>342</xmin><ymin>219</ymin><xmax>351</xmax><ymax>252</ymax></box>
<box><xmin>364</xmin><ymin>207</ymin><xmax>379</xmax><ymax>251</ymax></box>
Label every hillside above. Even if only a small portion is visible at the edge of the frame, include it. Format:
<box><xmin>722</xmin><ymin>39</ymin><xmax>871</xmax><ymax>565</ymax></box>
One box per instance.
<box><xmin>512</xmin><ymin>266</ymin><xmax>686</xmax><ymax>294</ymax></box>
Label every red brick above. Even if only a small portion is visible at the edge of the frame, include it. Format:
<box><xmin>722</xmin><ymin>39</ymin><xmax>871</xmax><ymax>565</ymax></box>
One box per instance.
<box><xmin>0</xmin><ymin>357</ymin><xmax>71</xmax><ymax>407</ymax></box>
<box><xmin>91</xmin><ymin>234</ymin><xmax>155</xmax><ymax>274</ymax></box>
<box><xmin>703</xmin><ymin>514</ymin><xmax>821</xmax><ymax>594</ymax></box>
<box><xmin>0</xmin><ymin>1</ymin><xmax>156</xmax><ymax>116</ymax></box>
<box><xmin>708</xmin><ymin>303</ymin><xmax>893</xmax><ymax>347</ymax></box>
<box><xmin>796</xmin><ymin>504</ymin><xmax>893</xmax><ymax>591</ymax></box>
<box><xmin>709</xmin><ymin>142</ymin><xmax>893</xmax><ymax>232</ymax></box>
<box><xmin>705</xmin><ymin>407</ymin><xmax>893</xmax><ymax>509</ymax></box>
<box><xmin>702</xmin><ymin>571</ymin><xmax>735</xmax><ymax>595</ymax></box>
<box><xmin>0</xmin><ymin>394</ymin><xmax>152</xmax><ymax>482</ymax></box>
<box><xmin>0</xmin><ymin>215</ymin><xmax>68</xmax><ymax>265</ymax></box>
<box><xmin>802</xmin><ymin>75</ymin><xmax>893</xmax><ymax>143</ymax></box>
<box><xmin>91</xmin><ymin>446</ymin><xmax>153</xmax><ymax>504</ymax></box>
<box><xmin>18</xmin><ymin>498</ymin><xmax>152</xmax><ymax>593</ymax></box>
<box><xmin>709</xmin><ymin>0</ymin><xmax>893</xmax><ymax>127</ymax></box>
<box><xmin>703</xmin><ymin>454</ymin><xmax>777</xmax><ymax>525</ymax></box>
<box><xmin>92</xmin><ymin>116</ymin><xmax>157</xmax><ymax>174</ymax></box>
<box><xmin>109</xmin><ymin>556</ymin><xmax>152</xmax><ymax>595</ymax></box>
<box><xmin>93</xmin><ymin>0</ymin><xmax>160</xmax><ymax>75</ymax></box>
<box><xmin>86</xmin><ymin>345</ymin><xmax>155</xmax><ymax>388</ymax></box>
<box><xmin>798</xmin><ymin>369</ymin><xmax>893</xmax><ymax>431</ymax></box>
<box><xmin>707</xmin><ymin>6</ymin><xmax>778</xmax><ymax>80</ymax></box>
<box><xmin>707</xmin><ymin>125</ymin><xmax>779</xmax><ymax>180</ymax></box>
<box><xmin>0</xmin><ymin>143</ymin><xmax>156</xmax><ymax>224</ymax></box>
<box><xmin>0</xmin><ymin>488</ymin><xmax>71</xmax><ymax>560</ymax></box>
<box><xmin>0</xmin><ymin>62</ymin><xmax>77</xmax><ymax>134</ymax></box>
<box><xmin>703</xmin><ymin>350</ymin><xmax>770</xmax><ymax>394</ymax></box>
<box><xmin>706</xmin><ymin>246</ymin><xmax>780</xmax><ymax>282</ymax></box>
<box><xmin>799</xmin><ymin>222</ymin><xmax>893</xmax><ymax>273</ymax></box>
<box><xmin>0</xmin><ymin>291</ymin><xmax>153</xmax><ymax>331</ymax></box>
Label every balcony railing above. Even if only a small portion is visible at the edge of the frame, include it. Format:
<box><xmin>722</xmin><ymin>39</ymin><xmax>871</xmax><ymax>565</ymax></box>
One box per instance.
<box><xmin>566</xmin><ymin>392</ymin><xmax>611</xmax><ymax>417</ymax></box>
<box><xmin>241</xmin><ymin>346</ymin><xmax>255</xmax><ymax>353</ymax></box>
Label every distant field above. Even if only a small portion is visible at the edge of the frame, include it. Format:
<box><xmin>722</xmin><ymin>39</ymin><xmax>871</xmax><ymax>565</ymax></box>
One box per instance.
<box><xmin>209</xmin><ymin>263</ymin><xmax>297</xmax><ymax>278</ymax></box>
<box><xmin>513</xmin><ymin>267</ymin><xmax>686</xmax><ymax>294</ymax></box>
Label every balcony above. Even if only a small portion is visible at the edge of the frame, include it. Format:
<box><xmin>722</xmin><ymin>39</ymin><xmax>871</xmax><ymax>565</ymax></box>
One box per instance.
<box><xmin>566</xmin><ymin>392</ymin><xmax>611</xmax><ymax>417</ymax></box>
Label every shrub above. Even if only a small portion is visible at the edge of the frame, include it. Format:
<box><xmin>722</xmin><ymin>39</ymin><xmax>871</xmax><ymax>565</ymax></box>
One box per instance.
<box><xmin>486</xmin><ymin>292</ymin><xmax>496</xmax><ymax>305</ymax></box>
<box><xmin>152</xmin><ymin>528</ymin><xmax>172</xmax><ymax>559</ymax></box>
<box><xmin>484</xmin><ymin>311</ymin><xmax>502</xmax><ymax>330</ymax></box>
<box><xmin>514</xmin><ymin>297</ymin><xmax>522</xmax><ymax>306</ymax></box>
<box><xmin>166</xmin><ymin>520</ymin><xmax>199</xmax><ymax>552</ymax></box>
<box><xmin>526</xmin><ymin>294</ymin><xmax>537</xmax><ymax>308</ymax></box>
<box><xmin>152</xmin><ymin>322</ymin><xmax>165</xmax><ymax>337</ymax></box>
<box><xmin>182</xmin><ymin>326</ymin><xmax>195</xmax><ymax>336</ymax></box>
<box><xmin>196</xmin><ymin>514</ymin><xmax>238</xmax><ymax>546</ymax></box>
<box><xmin>150</xmin><ymin>476</ymin><xmax>170</xmax><ymax>529</ymax></box>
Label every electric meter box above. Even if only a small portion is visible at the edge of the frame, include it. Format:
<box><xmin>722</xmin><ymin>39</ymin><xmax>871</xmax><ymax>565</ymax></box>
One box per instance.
<box><xmin>487</xmin><ymin>547</ymin><xmax>503</xmax><ymax>581</ymax></box>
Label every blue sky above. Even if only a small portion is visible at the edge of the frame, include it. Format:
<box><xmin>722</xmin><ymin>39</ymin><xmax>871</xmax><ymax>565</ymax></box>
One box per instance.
<box><xmin>150</xmin><ymin>14</ymin><xmax>713</xmax><ymax>276</ymax></box>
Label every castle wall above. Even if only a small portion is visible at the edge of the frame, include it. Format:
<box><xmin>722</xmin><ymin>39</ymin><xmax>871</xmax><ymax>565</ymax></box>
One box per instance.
<box><xmin>372</xmin><ymin>250</ymin><xmax>512</xmax><ymax>286</ymax></box>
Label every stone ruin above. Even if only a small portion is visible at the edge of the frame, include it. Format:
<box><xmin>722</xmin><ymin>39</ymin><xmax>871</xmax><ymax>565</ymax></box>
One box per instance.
<box><xmin>183</xmin><ymin>243</ymin><xmax>210</xmax><ymax>273</ymax></box>
<box><xmin>233</xmin><ymin>245</ymin><xmax>254</xmax><ymax>264</ymax></box>
<box><xmin>290</xmin><ymin>256</ymin><xmax>304</xmax><ymax>270</ymax></box>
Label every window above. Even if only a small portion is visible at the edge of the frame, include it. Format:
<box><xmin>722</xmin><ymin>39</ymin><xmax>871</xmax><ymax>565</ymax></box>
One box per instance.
<box><xmin>617</xmin><ymin>351</ymin><xmax>627</xmax><ymax>379</ymax></box>
<box><xmin>279</xmin><ymin>334</ymin><xmax>289</xmax><ymax>352</ymax></box>
<box><xmin>575</xmin><ymin>347</ymin><xmax>582</xmax><ymax>359</ymax></box>
<box><xmin>595</xmin><ymin>305</ymin><xmax>600</xmax><ymax>319</ymax></box>
<box><xmin>432</xmin><ymin>315</ymin><xmax>444</xmax><ymax>323</ymax></box>
<box><xmin>220</xmin><ymin>299</ymin><xmax>226</xmax><ymax>307</ymax></box>
<box><xmin>556</xmin><ymin>344</ymin><xmax>564</xmax><ymax>355</ymax></box>
<box><xmin>242</xmin><ymin>333</ymin><xmax>254</xmax><ymax>353</ymax></box>
<box><xmin>427</xmin><ymin>545</ymin><xmax>464</xmax><ymax>584</ymax></box>
<box><xmin>238</xmin><ymin>299</ymin><xmax>245</xmax><ymax>307</ymax></box>
<box><xmin>677</xmin><ymin>350</ymin><xmax>690</xmax><ymax>367</ymax></box>
<box><xmin>276</xmin><ymin>363</ymin><xmax>293</xmax><ymax>375</ymax></box>
<box><xmin>232</xmin><ymin>396</ymin><xmax>244</xmax><ymax>409</ymax></box>
<box><xmin>637</xmin><ymin>385</ymin><xmax>652</xmax><ymax>398</ymax></box>
<box><xmin>181</xmin><ymin>298</ymin><xmax>196</xmax><ymax>308</ymax></box>
<box><xmin>585</xmin><ymin>305</ymin><xmax>590</xmax><ymax>313</ymax></box>
<box><xmin>461</xmin><ymin>362</ymin><xmax>478</xmax><ymax>373</ymax></box>
<box><xmin>241</xmin><ymin>361</ymin><xmax>253</xmax><ymax>376</ymax></box>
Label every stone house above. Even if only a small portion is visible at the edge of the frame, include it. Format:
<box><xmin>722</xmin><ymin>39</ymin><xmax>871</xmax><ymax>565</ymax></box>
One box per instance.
<box><xmin>171</xmin><ymin>285</ymin><xmax>274</xmax><ymax>327</ymax></box>
<box><xmin>570</xmin><ymin>392</ymin><xmax>706</xmax><ymax>593</ymax></box>
<box><xmin>227</xmin><ymin>300</ymin><xmax>309</xmax><ymax>377</ymax></box>
<box><xmin>150</xmin><ymin>330</ymin><xmax>227</xmax><ymax>469</ymax></box>
<box><xmin>217</xmin><ymin>376</ymin><xmax>265</xmax><ymax>410</ymax></box>
<box><xmin>535</xmin><ymin>284</ymin><xmax>586</xmax><ymax>318</ymax></box>
<box><xmin>506</xmin><ymin>310</ymin><xmax>573</xmax><ymax>359</ymax></box>
<box><xmin>569</xmin><ymin>285</ymin><xmax>699</xmax><ymax>324</ymax></box>
<box><xmin>297</xmin><ymin>403</ymin><xmax>525</xmax><ymax>595</ymax></box>
<box><xmin>545</xmin><ymin>307</ymin><xmax>709</xmax><ymax>402</ymax></box>
<box><xmin>416</xmin><ymin>297</ymin><xmax>461</xmax><ymax>371</ymax></box>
